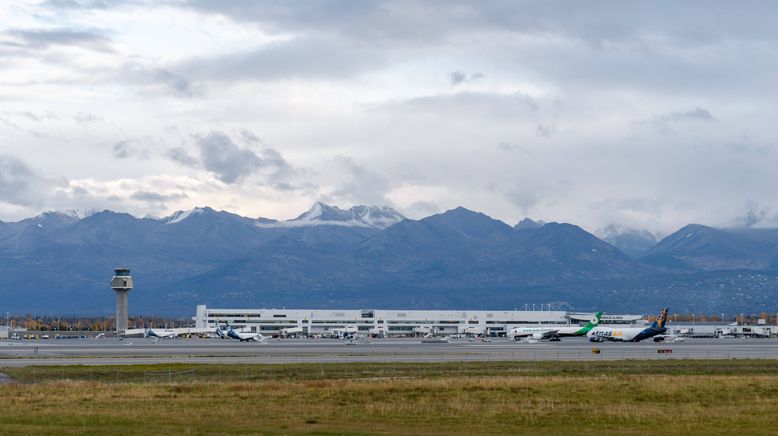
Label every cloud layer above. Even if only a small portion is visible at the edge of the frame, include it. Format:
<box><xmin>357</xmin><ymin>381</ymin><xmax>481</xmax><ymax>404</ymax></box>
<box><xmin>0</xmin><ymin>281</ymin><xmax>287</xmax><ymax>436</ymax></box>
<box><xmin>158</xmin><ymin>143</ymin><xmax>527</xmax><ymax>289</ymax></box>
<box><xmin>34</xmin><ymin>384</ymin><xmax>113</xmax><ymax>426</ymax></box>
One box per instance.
<box><xmin>0</xmin><ymin>1</ymin><xmax>776</xmax><ymax>234</ymax></box>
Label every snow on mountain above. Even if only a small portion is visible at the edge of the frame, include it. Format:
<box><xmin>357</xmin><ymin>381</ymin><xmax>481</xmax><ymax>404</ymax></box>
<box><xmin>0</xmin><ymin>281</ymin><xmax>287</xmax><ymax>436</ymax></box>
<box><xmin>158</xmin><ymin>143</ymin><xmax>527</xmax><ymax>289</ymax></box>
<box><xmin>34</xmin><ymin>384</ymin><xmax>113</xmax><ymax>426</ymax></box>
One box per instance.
<box><xmin>161</xmin><ymin>207</ymin><xmax>209</xmax><ymax>224</ymax></box>
<box><xmin>160</xmin><ymin>203</ymin><xmax>403</xmax><ymax>229</ymax></box>
<box><xmin>265</xmin><ymin>202</ymin><xmax>405</xmax><ymax>229</ymax></box>
<box><xmin>347</xmin><ymin>205</ymin><xmax>406</xmax><ymax>228</ymax></box>
<box><xmin>22</xmin><ymin>211</ymin><xmax>80</xmax><ymax>229</ymax></box>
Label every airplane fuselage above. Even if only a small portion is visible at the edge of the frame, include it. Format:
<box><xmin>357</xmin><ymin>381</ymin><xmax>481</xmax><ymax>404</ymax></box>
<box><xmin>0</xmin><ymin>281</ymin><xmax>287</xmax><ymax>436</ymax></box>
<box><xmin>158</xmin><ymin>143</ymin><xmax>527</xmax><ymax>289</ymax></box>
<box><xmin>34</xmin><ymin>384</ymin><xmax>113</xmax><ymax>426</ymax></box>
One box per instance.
<box><xmin>587</xmin><ymin>326</ymin><xmax>667</xmax><ymax>342</ymax></box>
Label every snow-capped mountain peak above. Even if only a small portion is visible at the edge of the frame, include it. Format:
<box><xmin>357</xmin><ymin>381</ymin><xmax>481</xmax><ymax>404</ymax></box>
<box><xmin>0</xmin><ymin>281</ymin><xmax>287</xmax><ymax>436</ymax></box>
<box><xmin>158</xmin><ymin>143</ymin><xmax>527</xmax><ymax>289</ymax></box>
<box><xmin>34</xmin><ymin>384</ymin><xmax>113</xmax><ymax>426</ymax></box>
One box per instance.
<box><xmin>162</xmin><ymin>207</ymin><xmax>211</xmax><ymax>224</ymax></box>
<box><xmin>279</xmin><ymin>202</ymin><xmax>405</xmax><ymax>229</ymax></box>
<box><xmin>22</xmin><ymin>210</ymin><xmax>80</xmax><ymax>229</ymax></box>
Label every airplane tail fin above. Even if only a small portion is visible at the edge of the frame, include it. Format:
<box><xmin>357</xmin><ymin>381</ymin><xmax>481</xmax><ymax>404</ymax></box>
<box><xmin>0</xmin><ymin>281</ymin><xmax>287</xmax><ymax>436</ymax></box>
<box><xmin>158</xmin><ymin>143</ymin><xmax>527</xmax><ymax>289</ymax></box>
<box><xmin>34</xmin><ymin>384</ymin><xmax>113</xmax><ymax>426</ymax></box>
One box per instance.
<box><xmin>586</xmin><ymin>312</ymin><xmax>603</xmax><ymax>328</ymax></box>
<box><xmin>653</xmin><ymin>307</ymin><xmax>669</xmax><ymax>329</ymax></box>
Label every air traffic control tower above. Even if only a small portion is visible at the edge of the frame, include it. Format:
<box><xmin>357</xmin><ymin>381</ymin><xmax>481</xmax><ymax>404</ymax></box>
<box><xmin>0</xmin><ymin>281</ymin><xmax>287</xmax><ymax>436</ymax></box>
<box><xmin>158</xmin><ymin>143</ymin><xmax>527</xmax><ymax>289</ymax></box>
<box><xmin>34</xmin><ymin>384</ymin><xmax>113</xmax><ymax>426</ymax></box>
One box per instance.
<box><xmin>110</xmin><ymin>268</ymin><xmax>133</xmax><ymax>337</ymax></box>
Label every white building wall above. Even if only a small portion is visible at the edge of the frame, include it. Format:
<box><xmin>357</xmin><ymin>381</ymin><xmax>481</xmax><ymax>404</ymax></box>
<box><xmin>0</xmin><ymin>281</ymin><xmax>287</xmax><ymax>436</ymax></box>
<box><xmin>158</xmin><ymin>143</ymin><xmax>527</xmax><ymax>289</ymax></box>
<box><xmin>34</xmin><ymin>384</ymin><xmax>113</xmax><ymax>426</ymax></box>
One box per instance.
<box><xmin>194</xmin><ymin>306</ymin><xmax>634</xmax><ymax>337</ymax></box>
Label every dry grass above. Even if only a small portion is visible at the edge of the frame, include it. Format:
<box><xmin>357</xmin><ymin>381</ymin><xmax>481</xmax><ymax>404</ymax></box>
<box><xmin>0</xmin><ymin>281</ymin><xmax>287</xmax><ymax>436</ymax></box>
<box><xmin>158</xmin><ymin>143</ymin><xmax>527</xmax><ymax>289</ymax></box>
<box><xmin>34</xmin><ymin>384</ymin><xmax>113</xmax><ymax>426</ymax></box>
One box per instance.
<box><xmin>3</xmin><ymin>362</ymin><xmax>778</xmax><ymax>434</ymax></box>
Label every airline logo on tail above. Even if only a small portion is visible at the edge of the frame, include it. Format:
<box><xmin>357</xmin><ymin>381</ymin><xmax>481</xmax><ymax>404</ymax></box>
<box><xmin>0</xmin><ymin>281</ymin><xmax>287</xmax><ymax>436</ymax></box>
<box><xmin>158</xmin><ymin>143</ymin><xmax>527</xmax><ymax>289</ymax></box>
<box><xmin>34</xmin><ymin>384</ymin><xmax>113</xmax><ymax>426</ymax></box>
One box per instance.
<box><xmin>655</xmin><ymin>307</ymin><xmax>669</xmax><ymax>329</ymax></box>
<box><xmin>572</xmin><ymin>312</ymin><xmax>603</xmax><ymax>336</ymax></box>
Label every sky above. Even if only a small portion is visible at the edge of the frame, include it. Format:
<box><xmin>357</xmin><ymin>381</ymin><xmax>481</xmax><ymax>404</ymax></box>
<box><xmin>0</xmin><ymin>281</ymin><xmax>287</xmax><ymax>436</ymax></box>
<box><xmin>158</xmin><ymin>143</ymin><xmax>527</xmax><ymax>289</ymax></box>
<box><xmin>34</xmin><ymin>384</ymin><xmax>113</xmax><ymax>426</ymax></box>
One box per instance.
<box><xmin>1</xmin><ymin>1</ymin><xmax>777</xmax><ymax>234</ymax></box>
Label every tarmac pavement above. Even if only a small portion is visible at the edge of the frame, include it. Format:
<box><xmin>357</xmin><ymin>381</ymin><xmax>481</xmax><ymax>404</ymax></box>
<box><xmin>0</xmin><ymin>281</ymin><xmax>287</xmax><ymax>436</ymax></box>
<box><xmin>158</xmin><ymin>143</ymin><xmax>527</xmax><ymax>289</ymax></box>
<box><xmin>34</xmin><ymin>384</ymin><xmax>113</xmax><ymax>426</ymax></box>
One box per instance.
<box><xmin>1</xmin><ymin>337</ymin><xmax>777</xmax><ymax>366</ymax></box>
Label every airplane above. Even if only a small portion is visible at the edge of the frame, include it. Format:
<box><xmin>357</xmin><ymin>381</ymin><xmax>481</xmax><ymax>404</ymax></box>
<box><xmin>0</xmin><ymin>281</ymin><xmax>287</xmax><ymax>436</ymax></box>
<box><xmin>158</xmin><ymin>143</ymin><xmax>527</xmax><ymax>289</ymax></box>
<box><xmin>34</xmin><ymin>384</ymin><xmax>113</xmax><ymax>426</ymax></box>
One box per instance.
<box><xmin>587</xmin><ymin>308</ymin><xmax>669</xmax><ymax>342</ymax></box>
<box><xmin>508</xmin><ymin>326</ymin><xmax>560</xmax><ymax>341</ymax></box>
<box><xmin>214</xmin><ymin>323</ymin><xmax>265</xmax><ymax>342</ymax></box>
<box><xmin>508</xmin><ymin>312</ymin><xmax>603</xmax><ymax>341</ymax></box>
<box><xmin>145</xmin><ymin>328</ymin><xmax>177</xmax><ymax>339</ymax></box>
<box><xmin>225</xmin><ymin>325</ymin><xmax>265</xmax><ymax>342</ymax></box>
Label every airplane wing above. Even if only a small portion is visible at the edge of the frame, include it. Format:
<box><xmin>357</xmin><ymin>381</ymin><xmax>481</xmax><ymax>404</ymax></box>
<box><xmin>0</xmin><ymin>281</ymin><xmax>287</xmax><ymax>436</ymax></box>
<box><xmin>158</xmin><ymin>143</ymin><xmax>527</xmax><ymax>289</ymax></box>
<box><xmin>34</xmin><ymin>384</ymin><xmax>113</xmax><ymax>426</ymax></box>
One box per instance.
<box><xmin>541</xmin><ymin>329</ymin><xmax>559</xmax><ymax>339</ymax></box>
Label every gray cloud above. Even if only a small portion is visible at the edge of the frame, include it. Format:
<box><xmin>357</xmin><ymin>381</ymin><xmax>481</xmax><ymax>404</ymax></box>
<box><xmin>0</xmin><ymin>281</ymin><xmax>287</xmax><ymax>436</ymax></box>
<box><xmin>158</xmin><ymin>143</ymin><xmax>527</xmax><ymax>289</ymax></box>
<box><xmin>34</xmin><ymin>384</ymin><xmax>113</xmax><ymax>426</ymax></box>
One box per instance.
<box><xmin>115</xmin><ymin>63</ymin><xmax>201</xmax><ymax>98</ymax></box>
<box><xmin>500</xmin><ymin>186</ymin><xmax>543</xmax><ymax>213</ymax></box>
<box><xmin>382</xmin><ymin>91</ymin><xmax>540</xmax><ymax>119</ymax></box>
<box><xmin>535</xmin><ymin>123</ymin><xmax>556</xmax><ymax>138</ymax></box>
<box><xmin>194</xmin><ymin>131</ymin><xmax>292</xmax><ymax>184</ymax></box>
<box><xmin>0</xmin><ymin>155</ymin><xmax>65</xmax><ymax>208</ymax></box>
<box><xmin>642</xmin><ymin>107</ymin><xmax>716</xmax><ymax>135</ymax></box>
<box><xmin>112</xmin><ymin>140</ymin><xmax>130</xmax><ymax>159</ymax></box>
<box><xmin>178</xmin><ymin>35</ymin><xmax>384</xmax><ymax>82</ymax></box>
<box><xmin>43</xmin><ymin>0</ymin><xmax>130</xmax><ymax>10</ymax></box>
<box><xmin>654</xmin><ymin>107</ymin><xmax>716</xmax><ymax>124</ymax></box>
<box><xmin>196</xmin><ymin>132</ymin><xmax>261</xmax><ymax>183</ymax></box>
<box><xmin>498</xmin><ymin>142</ymin><xmax>531</xmax><ymax>153</ymax></box>
<box><xmin>239</xmin><ymin>129</ymin><xmax>260</xmax><ymax>145</ymax></box>
<box><xmin>74</xmin><ymin>112</ymin><xmax>103</xmax><ymax>124</ymax></box>
<box><xmin>2</xmin><ymin>111</ymin><xmax>59</xmax><ymax>122</ymax></box>
<box><xmin>4</xmin><ymin>1</ymin><xmax>778</xmax><ymax>232</ymax></box>
<box><xmin>111</xmin><ymin>138</ymin><xmax>150</xmax><ymax>160</ymax></box>
<box><xmin>404</xmin><ymin>200</ymin><xmax>441</xmax><ymax>217</ymax></box>
<box><xmin>155</xmin><ymin>69</ymin><xmax>199</xmax><ymax>97</ymax></box>
<box><xmin>177</xmin><ymin>2</ymin><xmax>778</xmax><ymax>47</ymax></box>
<box><xmin>449</xmin><ymin>70</ymin><xmax>467</xmax><ymax>85</ymax></box>
<box><xmin>130</xmin><ymin>190</ymin><xmax>187</xmax><ymax>203</ymax></box>
<box><xmin>449</xmin><ymin>70</ymin><xmax>484</xmax><ymax>86</ymax></box>
<box><xmin>166</xmin><ymin>147</ymin><xmax>199</xmax><ymax>167</ymax></box>
<box><xmin>734</xmin><ymin>200</ymin><xmax>772</xmax><ymax>228</ymax></box>
<box><xmin>0</xmin><ymin>116</ymin><xmax>49</xmax><ymax>139</ymax></box>
<box><xmin>6</xmin><ymin>28</ymin><xmax>112</xmax><ymax>52</ymax></box>
<box><xmin>325</xmin><ymin>156</ymin><xmax>391</xmax><ymax>205</ymax></box>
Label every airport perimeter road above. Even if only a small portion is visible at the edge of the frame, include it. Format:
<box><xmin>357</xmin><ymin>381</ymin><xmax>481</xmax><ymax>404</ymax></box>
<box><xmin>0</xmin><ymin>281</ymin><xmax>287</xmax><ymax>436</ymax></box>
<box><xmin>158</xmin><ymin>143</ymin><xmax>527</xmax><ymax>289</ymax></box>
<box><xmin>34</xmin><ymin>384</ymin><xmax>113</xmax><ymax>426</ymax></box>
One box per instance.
<box><xmin>1</xmin><ymin>337</ymin><xmax>778</xmax><ymax>366</ymax></box>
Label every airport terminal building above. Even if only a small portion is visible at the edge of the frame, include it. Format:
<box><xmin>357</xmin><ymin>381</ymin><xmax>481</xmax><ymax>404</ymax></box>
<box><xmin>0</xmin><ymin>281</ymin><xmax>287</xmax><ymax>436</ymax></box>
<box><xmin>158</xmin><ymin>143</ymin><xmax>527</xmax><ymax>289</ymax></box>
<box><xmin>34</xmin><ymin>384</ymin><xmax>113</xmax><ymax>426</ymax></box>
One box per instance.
<box><xmin>193</xmin><ymin>305</ymin><xmax>642</xmax><ymax>337</ymax></box>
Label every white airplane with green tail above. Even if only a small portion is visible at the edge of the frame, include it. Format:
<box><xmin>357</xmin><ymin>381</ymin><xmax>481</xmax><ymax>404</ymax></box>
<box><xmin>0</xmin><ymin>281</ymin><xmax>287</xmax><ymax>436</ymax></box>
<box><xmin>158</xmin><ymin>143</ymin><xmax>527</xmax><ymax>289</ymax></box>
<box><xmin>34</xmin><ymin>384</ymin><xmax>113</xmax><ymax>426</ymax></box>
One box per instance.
<box><xmin>508</xmin><ymin>312</ymin><xmax>603</xmax><ymax>341</ymax></box>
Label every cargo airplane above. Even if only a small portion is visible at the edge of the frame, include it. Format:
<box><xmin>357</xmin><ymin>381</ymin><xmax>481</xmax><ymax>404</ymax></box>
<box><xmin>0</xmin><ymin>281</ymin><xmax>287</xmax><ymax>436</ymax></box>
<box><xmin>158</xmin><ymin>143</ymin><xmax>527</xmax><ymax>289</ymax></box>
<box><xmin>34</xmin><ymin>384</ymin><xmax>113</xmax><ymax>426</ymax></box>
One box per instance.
<box><xmin>587</xmin><ymin>308</ymin><xmax>668</xmax><ymax>342</ymax></box>
<box><xmin>508</xmin><ymin>312</ymin><xmax>603</xmax><ymax>341</ymax></box>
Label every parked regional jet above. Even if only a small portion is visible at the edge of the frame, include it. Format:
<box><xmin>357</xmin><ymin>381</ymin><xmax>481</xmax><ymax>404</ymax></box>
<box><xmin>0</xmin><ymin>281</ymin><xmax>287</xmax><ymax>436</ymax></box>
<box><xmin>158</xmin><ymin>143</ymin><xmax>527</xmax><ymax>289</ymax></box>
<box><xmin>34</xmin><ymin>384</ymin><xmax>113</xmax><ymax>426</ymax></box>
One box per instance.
<box><xmin>145</xmin><ymin>328</ymin><xmax>177</xmax><ymax>339</ymax></box>
<box><xmin>508</xmin><ymin>312</ymin><xmax>603</xmax><ymax>341</ymax></box>
<box><xmin>227</xmin><ymin>326</ymin><xmax>265</xmax><ymax>342</ymax></box>
<box><xmin>587</xmin><ymin>308</ymin><xmax>668</xmax><ymax>342</ymax></box>
<box><xmin>217</xmin><ymin>323</ymin><xmax>265</xmax><ymax>342</ymax></box>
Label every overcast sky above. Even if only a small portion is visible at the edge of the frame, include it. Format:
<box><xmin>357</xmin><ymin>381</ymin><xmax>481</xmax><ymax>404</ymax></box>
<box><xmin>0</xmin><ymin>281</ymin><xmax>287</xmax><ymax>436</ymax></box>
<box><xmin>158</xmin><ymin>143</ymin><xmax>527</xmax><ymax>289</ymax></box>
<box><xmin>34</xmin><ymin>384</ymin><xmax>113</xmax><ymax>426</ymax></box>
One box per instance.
<box><xmin>1</xmin><ymin>1</ymin><xmax>777</xmax><ymax>234</ymax></box>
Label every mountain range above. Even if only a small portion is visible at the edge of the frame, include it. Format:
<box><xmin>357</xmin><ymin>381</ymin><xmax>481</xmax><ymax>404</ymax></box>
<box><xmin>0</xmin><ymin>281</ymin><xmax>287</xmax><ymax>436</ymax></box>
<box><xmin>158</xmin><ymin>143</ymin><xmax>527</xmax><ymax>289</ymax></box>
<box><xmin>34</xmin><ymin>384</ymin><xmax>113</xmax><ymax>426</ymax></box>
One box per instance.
<box><xmin>1</xmin><ymin>203</ymin><xmax>777</xmax><ymax>315</ymax></box>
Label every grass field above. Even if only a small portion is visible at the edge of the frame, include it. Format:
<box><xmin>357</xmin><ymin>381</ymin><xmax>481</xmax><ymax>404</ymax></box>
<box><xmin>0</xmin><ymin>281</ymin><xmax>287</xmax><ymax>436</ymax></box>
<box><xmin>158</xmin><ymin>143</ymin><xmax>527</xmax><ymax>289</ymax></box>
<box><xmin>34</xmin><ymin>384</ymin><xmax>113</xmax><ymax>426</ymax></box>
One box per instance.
<box><xmin>3</xmin><ymin>360</ymin><xmax>778</xmax><ymax>435</ymax></box>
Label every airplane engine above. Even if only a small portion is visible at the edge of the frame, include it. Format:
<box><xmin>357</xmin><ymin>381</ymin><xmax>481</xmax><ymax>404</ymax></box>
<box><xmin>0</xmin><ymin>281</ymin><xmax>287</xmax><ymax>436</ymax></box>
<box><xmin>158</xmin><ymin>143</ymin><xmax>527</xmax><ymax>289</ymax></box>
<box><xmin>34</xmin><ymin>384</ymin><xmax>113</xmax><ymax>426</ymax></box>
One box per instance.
<box><xmin>588</xmin><ymin>336</ymin><xmax>603</xmax><ymax>342</ymax></box>
<box><xmin>532</xmin><ymin>333</ymin><xmax>542</xmax><ymax>340</ymax></box>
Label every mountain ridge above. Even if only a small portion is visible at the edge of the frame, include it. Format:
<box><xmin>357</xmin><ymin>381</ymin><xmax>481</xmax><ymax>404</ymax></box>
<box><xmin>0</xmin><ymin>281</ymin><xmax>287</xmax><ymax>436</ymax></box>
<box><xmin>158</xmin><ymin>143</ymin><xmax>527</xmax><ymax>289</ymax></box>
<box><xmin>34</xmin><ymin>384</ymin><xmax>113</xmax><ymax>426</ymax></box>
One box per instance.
<box><xmin>2</xmin><ymin>203</ymin><xmax>778</xmax><ymax>315</ymax></box>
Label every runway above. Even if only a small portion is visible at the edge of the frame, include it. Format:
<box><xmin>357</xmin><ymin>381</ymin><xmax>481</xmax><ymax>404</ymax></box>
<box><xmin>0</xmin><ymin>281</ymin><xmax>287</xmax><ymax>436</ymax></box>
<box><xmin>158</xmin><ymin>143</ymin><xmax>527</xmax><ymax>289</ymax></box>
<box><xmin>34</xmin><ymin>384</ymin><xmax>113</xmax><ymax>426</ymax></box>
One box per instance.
<box><xmin>1</xmin><ymin>337</ymin><xmax>778</xmax><ymax>366</ymax></box>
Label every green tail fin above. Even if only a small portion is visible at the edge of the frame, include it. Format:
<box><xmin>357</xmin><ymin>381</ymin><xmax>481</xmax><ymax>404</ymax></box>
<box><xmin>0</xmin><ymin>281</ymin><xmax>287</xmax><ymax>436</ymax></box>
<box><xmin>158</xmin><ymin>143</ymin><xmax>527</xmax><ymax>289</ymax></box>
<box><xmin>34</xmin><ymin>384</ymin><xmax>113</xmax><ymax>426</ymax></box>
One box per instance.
<box><xmin>577</xmin><ymin>312</ymin><xmax>603</xmax><ymax>334</ymax></box>
<box><xmin>587</xmin><ymin>312</ymin><xmax>602</xmax><ymax>327</ymax></box>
